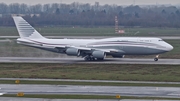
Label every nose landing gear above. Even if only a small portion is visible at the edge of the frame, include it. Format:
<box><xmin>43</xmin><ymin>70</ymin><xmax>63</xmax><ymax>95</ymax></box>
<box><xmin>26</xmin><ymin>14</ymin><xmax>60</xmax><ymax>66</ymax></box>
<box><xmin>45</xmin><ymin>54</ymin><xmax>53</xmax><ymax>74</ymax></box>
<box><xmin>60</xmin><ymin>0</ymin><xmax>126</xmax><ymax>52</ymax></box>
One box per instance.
<box><xmin>154</xmin><ymin>55</ymin><xmax>159</xmax><ymax>61</ymax></box>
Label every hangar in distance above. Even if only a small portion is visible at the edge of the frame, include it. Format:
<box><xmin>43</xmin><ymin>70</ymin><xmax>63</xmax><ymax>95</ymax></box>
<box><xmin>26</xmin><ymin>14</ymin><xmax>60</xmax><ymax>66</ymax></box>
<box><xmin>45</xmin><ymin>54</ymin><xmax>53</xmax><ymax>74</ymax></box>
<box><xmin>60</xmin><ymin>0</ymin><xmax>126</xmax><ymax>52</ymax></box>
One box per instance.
<box><xmin>13</xmin><ymin>16</ymin><xmax>173</xmax><ymax>61</ymax></box>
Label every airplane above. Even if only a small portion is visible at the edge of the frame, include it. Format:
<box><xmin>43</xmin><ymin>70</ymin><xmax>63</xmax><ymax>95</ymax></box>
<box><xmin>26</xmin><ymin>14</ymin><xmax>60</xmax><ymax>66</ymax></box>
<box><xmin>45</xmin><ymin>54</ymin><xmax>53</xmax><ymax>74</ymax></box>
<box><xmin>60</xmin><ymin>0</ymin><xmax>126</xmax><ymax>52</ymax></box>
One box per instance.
<box><xmin>13</xmin><ymin>16</ymin><xmax>173</xmax><ymax>61</ymax></box>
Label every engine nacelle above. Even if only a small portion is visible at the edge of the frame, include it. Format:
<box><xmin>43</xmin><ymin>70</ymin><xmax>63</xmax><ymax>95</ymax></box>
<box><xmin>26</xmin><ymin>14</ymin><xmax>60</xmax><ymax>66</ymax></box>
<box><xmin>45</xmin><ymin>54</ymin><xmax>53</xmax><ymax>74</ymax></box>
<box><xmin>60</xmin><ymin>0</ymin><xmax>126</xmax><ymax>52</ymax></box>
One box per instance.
<box><xmin>112</xmin><ymin>54</ymin><xmax>125</xmax><ymax>58</ymax></box>
<box><xmin>66</xmin><ymin>48</ymin><xmax>80</xmax><ymax>56</ymax></box>
<box><xmin>92</xmin><ymin>51</ymin><xmax>106</xmax><ymax>59</ymax></box>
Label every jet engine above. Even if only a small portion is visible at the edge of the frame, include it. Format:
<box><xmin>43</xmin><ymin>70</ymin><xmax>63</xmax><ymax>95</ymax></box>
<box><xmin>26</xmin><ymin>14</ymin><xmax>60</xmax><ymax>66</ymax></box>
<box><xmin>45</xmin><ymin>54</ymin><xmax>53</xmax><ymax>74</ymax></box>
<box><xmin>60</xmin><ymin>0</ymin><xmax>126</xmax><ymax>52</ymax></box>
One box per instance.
<box><xmin>66</xmin><ymin>48</ymin><xmax>80</xmax><ymax>56</ymax></box>
<box><xmin>92</xmin><ymin>51</ymin><xmax>106</xmax><ymax>59</ymax></box>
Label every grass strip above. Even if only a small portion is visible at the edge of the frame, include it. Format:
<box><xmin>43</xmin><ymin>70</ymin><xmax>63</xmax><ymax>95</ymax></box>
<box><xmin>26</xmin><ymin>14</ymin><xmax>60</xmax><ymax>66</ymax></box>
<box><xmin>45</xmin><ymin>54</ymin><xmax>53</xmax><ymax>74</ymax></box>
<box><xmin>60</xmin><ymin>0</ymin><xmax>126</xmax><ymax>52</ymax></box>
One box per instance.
<box><xmin>1</xmin><ymin>63</ymin><xmax>180</xmax><ymax>82</ymax></box>
<box><xmin>2</xmin><ymin>94</ymin><xmax>180</xmax><ymax>100</ymax></box>
<box><xmin>0</xmin><ymin>80</ymin><xmax>180</xmax><ymax>87</ymax></box>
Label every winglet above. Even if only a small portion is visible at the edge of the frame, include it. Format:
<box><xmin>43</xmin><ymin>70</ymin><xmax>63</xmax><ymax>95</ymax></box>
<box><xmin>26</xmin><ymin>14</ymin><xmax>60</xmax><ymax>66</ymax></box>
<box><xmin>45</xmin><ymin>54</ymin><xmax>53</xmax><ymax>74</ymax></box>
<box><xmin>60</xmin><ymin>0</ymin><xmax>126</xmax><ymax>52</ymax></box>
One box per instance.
<box><xmin>13</xmin><ymin>16</ymin><xmax>45</xmax><ymax>39</ymax></box>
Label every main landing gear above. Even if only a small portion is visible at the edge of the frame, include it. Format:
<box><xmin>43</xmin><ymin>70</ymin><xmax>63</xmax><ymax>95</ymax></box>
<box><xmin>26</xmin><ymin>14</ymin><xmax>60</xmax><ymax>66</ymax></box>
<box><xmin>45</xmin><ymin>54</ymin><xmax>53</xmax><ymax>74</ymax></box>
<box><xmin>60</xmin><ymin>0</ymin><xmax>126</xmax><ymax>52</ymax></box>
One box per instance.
<box><xmin>154</xmin><ymin>55</ymin><xmax>159</xmax><ymax>61</ymax></box>
<box><xmin>84</xmin><ymin>55</ymin><xmax>95</xmax><ymax>61</ymax></box>
<box><xmin>84</xmin><ymin>55</ymin><xmax>104</xmax><ymax>61</ymax></box>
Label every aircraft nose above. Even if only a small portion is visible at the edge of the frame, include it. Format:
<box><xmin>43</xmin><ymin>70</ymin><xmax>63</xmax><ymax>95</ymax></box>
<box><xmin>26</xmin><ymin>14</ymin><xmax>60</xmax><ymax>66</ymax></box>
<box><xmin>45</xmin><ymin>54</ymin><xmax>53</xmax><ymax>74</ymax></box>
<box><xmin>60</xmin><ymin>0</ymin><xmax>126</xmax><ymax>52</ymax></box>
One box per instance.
<box><xmin>167</xmin><ymin>44</ymin><xmax>173</xmax><ymax>51</ymax></box>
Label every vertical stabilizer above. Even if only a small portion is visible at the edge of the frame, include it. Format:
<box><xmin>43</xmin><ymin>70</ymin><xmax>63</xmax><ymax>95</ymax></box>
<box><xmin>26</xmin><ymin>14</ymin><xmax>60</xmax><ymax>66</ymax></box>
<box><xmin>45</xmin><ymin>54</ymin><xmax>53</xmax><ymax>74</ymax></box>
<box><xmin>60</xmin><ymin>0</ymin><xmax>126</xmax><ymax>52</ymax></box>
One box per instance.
<box><xmin>13</xmin><ymin>16</ymin><xmax>45</xmax><ymax>39</ymax></box>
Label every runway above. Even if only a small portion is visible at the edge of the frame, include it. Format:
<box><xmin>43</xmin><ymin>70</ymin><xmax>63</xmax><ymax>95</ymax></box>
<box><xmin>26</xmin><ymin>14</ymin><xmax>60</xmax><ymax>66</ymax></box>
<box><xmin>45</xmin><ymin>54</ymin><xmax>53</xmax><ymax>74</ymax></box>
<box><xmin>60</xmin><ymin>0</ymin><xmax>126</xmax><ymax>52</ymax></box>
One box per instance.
<box><xmin>1</xmin><ymin>78</ymin><xmax>180</xmax><ymax>85</ymax></box>
<box><xmin>1</xmin><ymin>84</ymin><xmax>180</xmax><ymax>98</ymax></box>
<box><xmin>0</xmin><ymin>57</ymin><xmax>180</xmax><ymax>65</ymax></box>
<box><xmin>0</xmin><ymin>98</ymin><xmax>177</xmax><ymax>101</ymax></box>
<box><xmin>0</xmin><ymin>39</ymin><xmax>11</xmax><ymax>42</ymax></box>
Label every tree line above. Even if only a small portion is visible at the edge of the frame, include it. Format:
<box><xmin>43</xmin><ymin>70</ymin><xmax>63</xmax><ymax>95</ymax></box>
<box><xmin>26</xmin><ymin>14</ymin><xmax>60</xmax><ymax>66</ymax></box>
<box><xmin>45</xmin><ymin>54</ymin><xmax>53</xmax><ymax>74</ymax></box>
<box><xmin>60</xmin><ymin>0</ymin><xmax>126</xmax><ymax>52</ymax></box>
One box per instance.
<box><xmin>0</xmin><ymin>2</ymin><xmax>180</xmax><ymax>28</ymax></box>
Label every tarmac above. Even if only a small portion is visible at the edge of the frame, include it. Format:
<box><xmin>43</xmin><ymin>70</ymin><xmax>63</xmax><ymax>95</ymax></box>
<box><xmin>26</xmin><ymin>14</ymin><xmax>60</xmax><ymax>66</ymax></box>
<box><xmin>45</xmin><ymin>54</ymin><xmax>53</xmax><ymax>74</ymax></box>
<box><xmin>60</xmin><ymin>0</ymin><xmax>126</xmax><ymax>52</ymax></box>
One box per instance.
<box><xmin>1</xmin><ymin>84</ymin><xmax>180</xmax><ymax>98</ymax></box>
<box><xmin>0</xmin><ymin>97</ymin><xmax>178</xmax><ymax>101</ymax></box>
<box><xmin>0</xmin><ymin>57</ymin><xmax>180</xmax><ymax>65</ymax></box>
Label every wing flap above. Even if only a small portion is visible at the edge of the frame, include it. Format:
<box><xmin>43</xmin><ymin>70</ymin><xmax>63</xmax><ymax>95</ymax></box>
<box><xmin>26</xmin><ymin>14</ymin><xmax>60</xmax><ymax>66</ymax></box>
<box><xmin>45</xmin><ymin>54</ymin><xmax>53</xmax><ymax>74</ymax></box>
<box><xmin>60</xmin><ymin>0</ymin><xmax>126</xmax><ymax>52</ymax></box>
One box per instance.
<box><xmin>94</xmin><ymin>49</ymin><xmax>119</xmax><ymax>53</ymax></box>
<box><xmin>43</xmin><ymin>44</ymin><xmax>66</xmax><ymax>49</ymax></box>
<box><xmin>70</xmin><ymin>46</ymin><xmax>92</xmax><ymax>51</ymax></box>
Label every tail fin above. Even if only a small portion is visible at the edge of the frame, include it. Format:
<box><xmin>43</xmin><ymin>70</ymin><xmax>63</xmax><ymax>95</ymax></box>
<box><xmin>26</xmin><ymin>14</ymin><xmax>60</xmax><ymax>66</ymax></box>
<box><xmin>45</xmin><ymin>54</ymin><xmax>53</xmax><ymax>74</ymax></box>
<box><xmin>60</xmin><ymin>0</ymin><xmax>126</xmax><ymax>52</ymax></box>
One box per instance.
<box><xmin>13</xmin><ymin>16</ymin><xmax>45</xmax><ymax>39</ymax></box>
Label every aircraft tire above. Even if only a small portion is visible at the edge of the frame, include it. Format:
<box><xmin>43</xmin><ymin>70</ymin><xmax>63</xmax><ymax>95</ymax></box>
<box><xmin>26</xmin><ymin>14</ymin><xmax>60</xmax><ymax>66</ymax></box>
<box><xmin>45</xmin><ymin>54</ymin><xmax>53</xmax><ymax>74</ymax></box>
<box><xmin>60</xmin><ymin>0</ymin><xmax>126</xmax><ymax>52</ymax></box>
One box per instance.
<box><xmin>97</xmin><ymin>58</ymin><xmax>104</xmax><ymax>61</ymax></box>
<box><xmin>154</xmin><ymin>58</ymin><xmax>158</xmax><ymax>61</ymax></box>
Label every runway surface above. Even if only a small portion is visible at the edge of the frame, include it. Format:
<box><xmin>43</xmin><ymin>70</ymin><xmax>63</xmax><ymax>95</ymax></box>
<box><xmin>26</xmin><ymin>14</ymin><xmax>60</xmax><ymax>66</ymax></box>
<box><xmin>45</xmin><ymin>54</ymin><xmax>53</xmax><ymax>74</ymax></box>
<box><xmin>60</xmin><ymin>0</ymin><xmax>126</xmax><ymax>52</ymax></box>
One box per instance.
<box><xmin>0</xmin><ymin>57</ymin><xmax>180</xmax><ymax>65</ymax></box>
<box><xmin>0</xmin><ymin>98</ymin><xmax>177</xmax><ymax>101</ymax></box>
<box><xmin>1</xmin><ymin>84</ymin><xmax>180</xmax><ymax>98</ymax></box>
<box><xmin>1</xmin><ymin>78</ymin><xmax>180</xmax><ymax>85</ymax></box>
<box><xmin>0</xmin><ymin>39</ymin><xmax>11</xmax><ymax>42</ymax></box>
<box><xmin>1</xmin><ymin>36</ymin><xmax>180</xmax><ymax>39</ymax></box>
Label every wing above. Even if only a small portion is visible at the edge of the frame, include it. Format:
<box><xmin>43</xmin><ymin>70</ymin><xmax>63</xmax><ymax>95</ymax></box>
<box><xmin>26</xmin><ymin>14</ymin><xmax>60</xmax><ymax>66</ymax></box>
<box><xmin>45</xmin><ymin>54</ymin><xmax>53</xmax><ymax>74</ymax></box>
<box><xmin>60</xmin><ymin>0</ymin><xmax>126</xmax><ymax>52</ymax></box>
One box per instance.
<box><xmin>44</xmin><ymin>44</ymin><xmax>125</xmax><ymax>59</ymax></box>
<box><xmin>53</xmin><ymin>45</ymin><xmax>120</xmax><ymax>53</ymax></box>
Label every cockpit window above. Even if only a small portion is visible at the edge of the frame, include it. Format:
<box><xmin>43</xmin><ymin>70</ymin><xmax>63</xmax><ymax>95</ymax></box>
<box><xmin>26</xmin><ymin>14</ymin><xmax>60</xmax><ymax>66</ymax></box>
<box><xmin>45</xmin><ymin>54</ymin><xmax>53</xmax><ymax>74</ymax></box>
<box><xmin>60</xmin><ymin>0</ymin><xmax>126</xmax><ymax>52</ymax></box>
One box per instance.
<box><xmin>159</xmin><ymin>40</ymin><xmax>163</xmax><ymax>41</ymax></box>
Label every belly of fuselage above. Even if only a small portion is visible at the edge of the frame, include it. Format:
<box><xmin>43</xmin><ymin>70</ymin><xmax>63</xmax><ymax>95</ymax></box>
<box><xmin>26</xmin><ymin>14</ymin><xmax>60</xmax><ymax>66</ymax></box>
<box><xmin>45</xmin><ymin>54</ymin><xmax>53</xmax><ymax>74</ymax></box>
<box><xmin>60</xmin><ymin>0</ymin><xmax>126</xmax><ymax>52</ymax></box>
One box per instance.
<box><xmin>122</xmin><ymin>46</ymin><xmax>167</xmax><ymax>55</ymax></box>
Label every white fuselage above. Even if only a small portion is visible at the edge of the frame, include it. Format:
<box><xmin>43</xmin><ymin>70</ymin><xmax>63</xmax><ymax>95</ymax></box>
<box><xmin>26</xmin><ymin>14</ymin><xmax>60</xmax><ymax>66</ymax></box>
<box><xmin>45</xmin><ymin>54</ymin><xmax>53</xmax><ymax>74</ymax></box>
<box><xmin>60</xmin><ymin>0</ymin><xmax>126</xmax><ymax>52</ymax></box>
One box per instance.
<box><xmin>17</xmin><ymin>37</ymin><xmax>173</xmax><ymax>55</ymax></box>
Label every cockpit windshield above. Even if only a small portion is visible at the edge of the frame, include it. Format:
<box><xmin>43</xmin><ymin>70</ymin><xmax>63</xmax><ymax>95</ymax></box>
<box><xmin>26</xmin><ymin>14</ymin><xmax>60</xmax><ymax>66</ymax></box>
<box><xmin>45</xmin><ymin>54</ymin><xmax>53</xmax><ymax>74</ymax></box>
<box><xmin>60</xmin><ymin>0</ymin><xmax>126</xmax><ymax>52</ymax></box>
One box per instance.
<box><xmin>158</xmin><ymin>40</ymin><xmax>163</xmax><ymax>41</ymax></box>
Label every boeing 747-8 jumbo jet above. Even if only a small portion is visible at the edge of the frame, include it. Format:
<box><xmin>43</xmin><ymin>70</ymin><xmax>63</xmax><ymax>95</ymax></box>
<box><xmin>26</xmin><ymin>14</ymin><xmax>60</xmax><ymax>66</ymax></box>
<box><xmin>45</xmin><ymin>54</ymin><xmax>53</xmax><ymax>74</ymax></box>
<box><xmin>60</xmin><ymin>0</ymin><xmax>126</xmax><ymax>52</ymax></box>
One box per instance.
<box><xmin>13</xmin><ymin>16</ymin><xmax>173</xmax><ymax>61</ymax></box>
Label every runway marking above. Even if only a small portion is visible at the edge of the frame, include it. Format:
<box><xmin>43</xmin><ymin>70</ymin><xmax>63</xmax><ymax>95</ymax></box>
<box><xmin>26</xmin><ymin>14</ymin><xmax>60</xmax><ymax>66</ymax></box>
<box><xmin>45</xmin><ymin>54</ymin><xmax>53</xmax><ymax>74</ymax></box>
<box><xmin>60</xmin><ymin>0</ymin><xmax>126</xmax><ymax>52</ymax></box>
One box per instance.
<box><xmin>1</xmin><ymin>84</ymin><xmax>180</xmax><ymax>98</ymax></box>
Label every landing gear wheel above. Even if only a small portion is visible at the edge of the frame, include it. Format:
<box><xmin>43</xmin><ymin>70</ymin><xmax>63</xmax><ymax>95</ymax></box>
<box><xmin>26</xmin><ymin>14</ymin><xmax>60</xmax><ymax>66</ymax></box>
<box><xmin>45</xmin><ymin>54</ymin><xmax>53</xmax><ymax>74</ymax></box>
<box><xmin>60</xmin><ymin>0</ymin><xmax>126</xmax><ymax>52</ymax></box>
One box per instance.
<box><xmin>154</xmin><ymin>58</ymin><xmax>158</xmax><ymax>61</ymax></box>
<box><xmin>154</xmin><ymin>55</ymin><xmax>159</xmax><ymax>61</ymax></box>
<box><xmin>91</xmin><ymin>57</ymin><xmax>95</xmax><ymax>61</ymax></box>
<box><xmin>84</xmin><ymin>56</ymin><xmax>96</xmax><ymax>61</ymax></box>
<box><xmin>84</xmin><ymin>57</ymin><xmax>89</xmax><ymax>61</ymax></box>
<box><xmin>97</xmin><ymin>58</ymin><xmax>104</xmax><ymax>61</ymax></box>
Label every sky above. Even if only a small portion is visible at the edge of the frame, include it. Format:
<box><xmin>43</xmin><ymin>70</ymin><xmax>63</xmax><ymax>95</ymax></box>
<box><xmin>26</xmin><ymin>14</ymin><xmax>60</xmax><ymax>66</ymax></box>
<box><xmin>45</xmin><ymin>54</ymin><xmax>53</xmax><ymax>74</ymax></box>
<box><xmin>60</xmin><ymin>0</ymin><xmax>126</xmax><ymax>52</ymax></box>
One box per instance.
<box><xmin>0</xmin><ymin>0</ymin><xmax>180</xmax><ymax>5</ymax></box>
